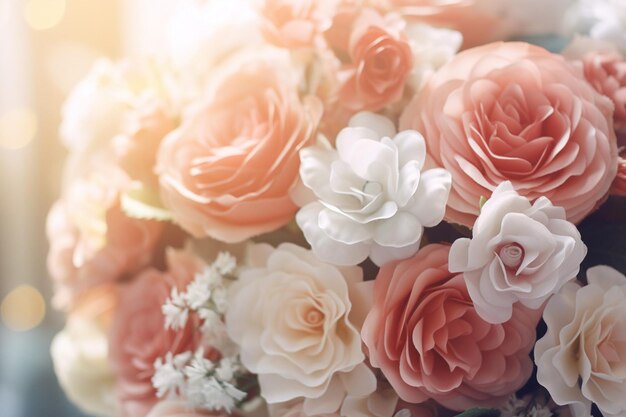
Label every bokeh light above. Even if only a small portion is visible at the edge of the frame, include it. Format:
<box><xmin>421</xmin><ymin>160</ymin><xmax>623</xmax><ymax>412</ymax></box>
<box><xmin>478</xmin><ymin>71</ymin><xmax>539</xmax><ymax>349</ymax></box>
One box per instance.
<box><xmin>1</xmin><ymin>285</ymin><xmax>46</xmax><ymax>332</ymax></box>
<box><xmin>0</xmin><ymin>108</ymin><xmax>38</xmax><ymax>150</ymax></box>
<box><xmin>24</xmin><ymin>0</ymin><xmax>66</xmax><ymax>31</ymax></box>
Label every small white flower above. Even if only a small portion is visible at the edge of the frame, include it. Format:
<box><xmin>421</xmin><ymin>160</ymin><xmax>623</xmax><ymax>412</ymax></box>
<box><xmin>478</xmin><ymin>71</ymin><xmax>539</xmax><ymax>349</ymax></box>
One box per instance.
<box><xmin>186</xmin><ymin>376</ymin><xmax>245</xmax><ymax>413</ymax></box>
<box><xmin>215</xmin><ymin>357</ymin><xmax>238</xmax><ymax>382</ymax></box>
<box><xmin>185</xmin><ymin>278</ymin><xmax>212</xmax><ymax>310</ymax></box>
<box><xmin>296</xmin><ymin>112</ymin><xmax>451</xmax><ymax>266</ymax></box>
<box><xmin>184</xmin><ymin>350</ymin><xmax>215</xmax><ymax>382</ymax></box>
<box><xmin>152</xmin><ymin>351</ymin><xmax>192</xmax><ymax>398</ymax></box>
<box><xmin>213</xmin><ymin>252</ymin><xmax>237</xmax><ymax>276</ymax></box>
<box><xmin>211</xmin><ymin>287</ymin><xmax>229</xmax><ymax>314</ymax></box>
<box><xmin>162</xmin><ymin>288</ymin><xmax>189</xmax><ymax>330</ymax></box>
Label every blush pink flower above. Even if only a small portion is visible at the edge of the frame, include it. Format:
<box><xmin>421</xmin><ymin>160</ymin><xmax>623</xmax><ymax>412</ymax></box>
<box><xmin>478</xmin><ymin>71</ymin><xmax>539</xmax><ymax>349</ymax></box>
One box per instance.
<box><xmin>338</xmin><ymin>9</ymin><xmax>413</xmax><ymax>112</ymax></box>
<box><xmin>581</xmin><ymin>51</ymin><xmax>626</xmax><ymax>136</ymax></box>
<box><xmin>361</xmin><ymin>244</ymin><xmax>539</xmax><ymax>410</ymax></box>
<box><xmin>400</xmin><ymin>42</ymin><xmax>619</xmax><ymax>227</ymax></box>
<box><xmin>157</xmin><ymin>48</ymin><xmax>322</xmax><ymax>243</ymax></box>
<box><xmin>612</xmin><ymin>155</ymin><xmax>626</xmax><ymax>196</ymax></box>
<box><xmin>46</xmin><ymin>171</ymin><xmax>164</xmax><ymax>311</ymax></box>
<box><xmin>260</xmin><ymin>0</ymin><xmax>337</xmax><ymax>49</ymax></box>
<box><xmin>109</xmin><ymin>249</ymin><xmax>207</xmax><ymax>417</ymax></box>
<box><xmin>114</xmin><ymin>102</ymin><xmax>177</xmax><ymax>190</ymax></box>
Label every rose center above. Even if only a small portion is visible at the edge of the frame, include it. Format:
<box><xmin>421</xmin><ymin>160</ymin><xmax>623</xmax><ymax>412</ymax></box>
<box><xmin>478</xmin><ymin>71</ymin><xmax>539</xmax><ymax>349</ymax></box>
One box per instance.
<box><xmin>499</xmin><ymin>243</ymin><xmax>524</xmax><ymax>270</ymax></box>
<box><xmin>305</xmin><ymin>308</ymin><xmax>324</xmax><ymax>326</ymax></box>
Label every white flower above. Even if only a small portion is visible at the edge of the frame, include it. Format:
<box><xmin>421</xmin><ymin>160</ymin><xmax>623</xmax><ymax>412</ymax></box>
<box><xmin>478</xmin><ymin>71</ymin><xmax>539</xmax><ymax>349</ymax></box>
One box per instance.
<box><xmin>564</xmin><ymin>0</ymin><xmax>626</xmax><ymax>54</ymax></box>
<box><xmin>213</xmin><ymin>252</ymin><xmax>237</xmax><ymax>276</ymax></box>
<box><xmin>535</xmin><ymin>266</ymin><xmax>626</xmax><ymax>417</ymax></box>
<box><xmin>184</xmin><ymin>350</ymin><xmax>215</xmax><ymax>382</ymax></box>
<box><xmin>449</xmin><ymin>181</ymin><xmax>587</xmax><ymax>324</ymax></box>
<box><xmin>296</xmin><ymin>112</ymin><xmax>451</xmax><ymax>266</ymax></box>
<box><xmin>152</xmin><ymin>352</ymin><xmax>192</xmax><ymax>398</ymax></box>
<box><xmin>51</xmin><ymin>317</ymin><xmax>117</xmax><ymax>417</ymax></box>
<box><xmin>162</xmin><ymin>288</ymin><xmax>189</xmax><ymax>330</ymax></box>
<box><xmin>211</xmin><ymin>287</ymin><xmax>229</xmax><ymax>314</ymax></box>
<box><xmin>185</xmin><ymin>277</ymin><xmax>212</xmax><ymax>310</ymax></box>
<box><xmin>404</xmin><ymin>23</ymin><xmax>462</xmax><ymax>90</ymax></box>
<box><xmin>226</xmin><ymin>243</ymin><xmax>368</xmax><ymax>408</ymax></box>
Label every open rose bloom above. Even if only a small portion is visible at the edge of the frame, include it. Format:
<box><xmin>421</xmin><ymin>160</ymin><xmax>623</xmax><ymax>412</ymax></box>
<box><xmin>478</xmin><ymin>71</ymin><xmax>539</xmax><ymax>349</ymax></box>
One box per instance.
<box><xmin>47</xmin><ymin>2</ymin><xmax>625</xmax><ymax>417</ymax></box>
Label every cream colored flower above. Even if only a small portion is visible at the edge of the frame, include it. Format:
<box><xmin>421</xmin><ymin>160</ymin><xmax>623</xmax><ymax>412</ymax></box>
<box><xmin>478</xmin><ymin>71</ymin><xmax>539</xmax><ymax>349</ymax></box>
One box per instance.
<box><xmin>535</xmin><ymin>266</ymin><xmax>626</xmax><ymax>417</ymax></box>
<box><xmin>226</xmin><ymin>243</ymin><xmax>371</xmax><ymax>413</ymax></box>
<box><xmin>51</xmin><ymin>316</ymin><xmax>117</xmax><ymax>417</ymax></box>
<box><xmin>296</xmin><ymin>112</ymin><xmax>451</xmax><ymax>266</ymax></box>
<box><xmin>449</xmin><ymin>181</ymin><xmax>587</xmax><ymax>324</ymax></box>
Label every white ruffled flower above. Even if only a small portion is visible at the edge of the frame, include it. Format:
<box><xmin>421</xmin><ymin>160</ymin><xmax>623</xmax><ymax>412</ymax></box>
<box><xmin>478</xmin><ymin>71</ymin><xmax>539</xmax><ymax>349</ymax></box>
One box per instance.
<box><xmin>51</xmin><ymin>317</ymin><xmax>117</xmax><ymax>417</ymax></box>
<box><xmin>449</xmin><ymin>181</ymin><xmax>587</xmax><ymax>324</ymax></box>
<box><xmin>564</xmin><ymin>0</ymin><xmax>626</xmax><ymax>54</ymax></box>
<box><xmin>296</xmin><ymin>112</ymin><xmax>451</xmax><ymax>266</ymax></box>
<box><xmin>162</xmin><ymin>288</ymin><xmax>189</xmax><ymax>330</ymax></box>
<box><xmin>535</xmin><ymin>266</ymin><xmax>626</xmax><ymax>417</ymax></box>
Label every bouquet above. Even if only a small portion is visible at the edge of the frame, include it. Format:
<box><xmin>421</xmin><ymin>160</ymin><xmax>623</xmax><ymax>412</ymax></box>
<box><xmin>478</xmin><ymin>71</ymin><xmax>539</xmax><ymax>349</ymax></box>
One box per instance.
<box><xmin>47</xmin><ymin>1</ymin><xmax>626</xmax><ymax>417</ymax></box>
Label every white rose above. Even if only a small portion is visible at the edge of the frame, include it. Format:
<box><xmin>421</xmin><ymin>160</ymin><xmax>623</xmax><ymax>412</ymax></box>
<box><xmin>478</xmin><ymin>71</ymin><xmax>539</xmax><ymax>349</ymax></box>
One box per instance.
<box><xmin>296</xmin><ymin>112</ymin><xmax>451</xmax><ymax>266</ymax></box>
<box><xmin>51</xmin><ymin>316</ymin><xmax>117</xmax><ymax>417</ymax></box>
<box><xmin>449</xmin><ymin>181</ymin><xmax>587</xmax><ymax>324</ymax></box>
<box><xmin>535</xmin><ymin>266</ymin><xmax>626</xmax><ymax>417</ymax></box>
<box><xmin>226</xmin><ymin>243</ymin><xmax>372</xmax><ymax>413</ymax></box>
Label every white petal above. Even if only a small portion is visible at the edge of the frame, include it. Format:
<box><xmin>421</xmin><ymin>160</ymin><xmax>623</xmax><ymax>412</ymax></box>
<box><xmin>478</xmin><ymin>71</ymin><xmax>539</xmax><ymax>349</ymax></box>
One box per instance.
<box><xmin>405</xmin><ymin>168</ymin><xmax>451</xmax><ymax>226</ymax></box>
<box><xmin>318</xmin><ymin>208</ymin><xmax>371</xmax><ymax>245</ymax></box>
<box><xmin>337</xmin><ymin>127</ymin><xmax>381</xmax><ymax>162</ymax></box>
<box><xmin>296</xmin><ymin>203</ymin><xmax>370</xmax><ymax>266</ymax></box>
<box><xmin>348</xmin><ymin>111</ymin><xmax>397</xmax><ymax>139</ymax></box>
<box><xmin>394</xmin><ymin>129</ymin><xmax>426</xmax><ymax>169</ymax></box>
<box><xmin>299</xmin><ymin>145</ymin><xmax>336</xmax><ymax>198</ymax></box>
<box><xmin>373</xmin><ymin>212</ymin><xmax>423</xmax><ymax>248</ymax></box>
<box><xmin>369</xmin><ymin>240</ymin><xmax>421</xmax><ymax>266</ymax></box>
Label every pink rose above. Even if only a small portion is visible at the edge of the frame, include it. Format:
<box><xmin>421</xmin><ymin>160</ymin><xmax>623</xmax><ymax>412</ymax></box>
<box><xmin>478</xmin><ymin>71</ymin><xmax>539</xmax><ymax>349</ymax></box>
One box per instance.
<box><xmin>581</xmin><ymin>51</ymin><xmax>626</xmax><ymax>135</ymax></box>
<box><xmin>260</xmin><ymin>0</ymin><xmax>337</xmax><ymax>49</ymax></box>
<box><xmin>400</xmin><ymin>42</ymin><xmax>619</xmax><ymax>226</ymax></box>
<box><xmin>157</xmin><ymin>49</ymin><xmax>322</xmax><ymax>243</ymax></box>
<box><xmin>338</xmin><ymin>9</ymin><xmax>413</xmax><ymax>111</ymax></box>
<box><xmin>109</xmin><ymin>249</ymin><xmax>207</xmax><ymax>417</ymax></box>
<box><xmin>361</xmin><ymin>244</ymin><xmax>538</xmax><ymax>410</ymax></box>
<box><xmin>46</xmin><ymin>172</ymin><xmax>164</xmax><ymax>310</ymax></box>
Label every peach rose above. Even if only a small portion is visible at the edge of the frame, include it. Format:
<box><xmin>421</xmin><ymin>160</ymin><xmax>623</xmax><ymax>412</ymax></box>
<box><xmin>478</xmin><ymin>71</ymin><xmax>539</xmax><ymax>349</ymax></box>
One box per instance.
<box><xmin>260</xmin><ymin>0</ymin><xmax>337</xmax><ymax>49</ymax></box>
<box><xmin>400</xmin><ymin>42</ymin><xmax>619</xmax><ymax>226</ymax></box>
<box><xmin>157</xmin><ymin>48</ymin><xmax>322</xmax><ymax>243</ymax></box>
<box><xmin>109</xmin><ymin>249</ymin><xmax>206</xmax><ymax>417</ymax></box>
<box><xmin>612</xmin><ymin>156</ymin><xmax>626</xmax><ymax>196</ymax></box>
<box><xmin>338</xmin><ymin>9</ymin><xmax>413</xmax><ymax>111</ymax></box>
<box><xmin>46</xmin><ymin>171</ymin><xmax>164</xmax><ymax>310</ymax></box>
<box><xmin>114</xmin><ymin>102</ymin><xmax>177</xmax><ymax>190</ymax></box>
<box><xmin>362</xmin><ymin>244</ymin><xmax>539</xmax><ymax>410</ymax></box>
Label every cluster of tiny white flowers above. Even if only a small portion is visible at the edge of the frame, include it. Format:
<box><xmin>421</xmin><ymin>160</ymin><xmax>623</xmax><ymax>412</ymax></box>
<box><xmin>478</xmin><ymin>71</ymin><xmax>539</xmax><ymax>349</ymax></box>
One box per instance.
<box><xmin>154</xmin><ymin>251</ymin><xmax>248</xmax><ymax>413</ymax></box>
<box><xmin>152</xmin><ymin>349</ymin><xmax>246</xmax><ymax>413</ymax></box>
<box><xmin>161</xmin><ymin>251</ymin><xmax>237</xmax><ymax>339</ymax></box>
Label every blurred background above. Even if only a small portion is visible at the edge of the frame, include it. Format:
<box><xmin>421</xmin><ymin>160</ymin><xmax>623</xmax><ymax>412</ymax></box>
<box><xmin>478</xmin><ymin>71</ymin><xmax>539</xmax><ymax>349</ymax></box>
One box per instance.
<box><xmin>0</xmin><ymin>1</ymin><xmax>172</xmax><ymax>416</ymax></box>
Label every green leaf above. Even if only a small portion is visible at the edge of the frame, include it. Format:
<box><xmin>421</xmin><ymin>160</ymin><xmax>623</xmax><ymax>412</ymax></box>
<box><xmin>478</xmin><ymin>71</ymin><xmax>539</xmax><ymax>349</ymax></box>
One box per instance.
<box><xmin>120</xmin><ymin>186</ymin><xmax>173</xmax><ymax>222</ymax></box>
<box><xmin>454</xmin><ymin>408</ymin><xmax>501</xmax><ymax>417</ymax></box>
